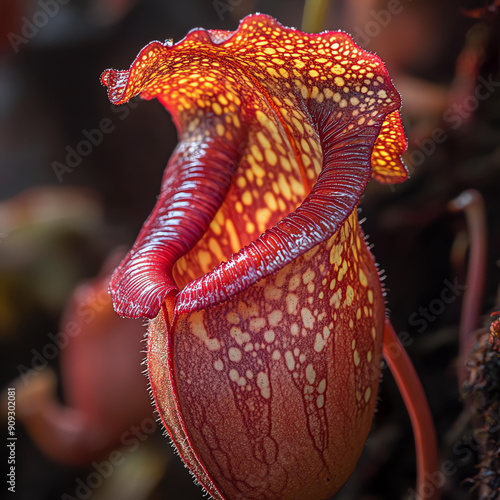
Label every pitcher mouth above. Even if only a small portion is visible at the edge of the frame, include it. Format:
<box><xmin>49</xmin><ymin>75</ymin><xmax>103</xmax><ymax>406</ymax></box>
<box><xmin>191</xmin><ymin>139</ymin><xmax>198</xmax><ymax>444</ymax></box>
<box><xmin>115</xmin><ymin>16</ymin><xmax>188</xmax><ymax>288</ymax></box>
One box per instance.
<box><xmin>101</xmin><ymin>13</ymin><xmax>407</xmax><ymax>320</ymax></box>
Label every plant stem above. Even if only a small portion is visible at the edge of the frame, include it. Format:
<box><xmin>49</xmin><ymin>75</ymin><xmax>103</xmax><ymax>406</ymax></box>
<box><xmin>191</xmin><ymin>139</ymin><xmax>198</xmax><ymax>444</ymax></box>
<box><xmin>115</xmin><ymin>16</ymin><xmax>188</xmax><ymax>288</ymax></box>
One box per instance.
<box><xmin>447</xmin><ymin>189</ymin><xmax>487</xmax><ymax>388</ymax></box>
<box><xmin>383</xmin><ymin>319</ymin><xmax>440</xmax><ymax>500</ymax></box>
<box><xmin>302</xmin><ymin>0</ymin><xmax>330</xmax><ymax>32</ymax></box>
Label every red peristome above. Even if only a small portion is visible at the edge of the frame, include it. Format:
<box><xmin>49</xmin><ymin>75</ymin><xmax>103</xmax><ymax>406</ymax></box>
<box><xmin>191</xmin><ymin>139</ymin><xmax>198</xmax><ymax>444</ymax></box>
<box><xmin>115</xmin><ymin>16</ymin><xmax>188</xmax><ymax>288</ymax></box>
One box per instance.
<box><xmin>102</xmin><ymin>13</ymin><xmax>407</xmax><ymax>319</ymax></box>
<box><xmin>110</xmin><ymin>136</ymin><xmax>242</xmax><ymax>318</ymax></box>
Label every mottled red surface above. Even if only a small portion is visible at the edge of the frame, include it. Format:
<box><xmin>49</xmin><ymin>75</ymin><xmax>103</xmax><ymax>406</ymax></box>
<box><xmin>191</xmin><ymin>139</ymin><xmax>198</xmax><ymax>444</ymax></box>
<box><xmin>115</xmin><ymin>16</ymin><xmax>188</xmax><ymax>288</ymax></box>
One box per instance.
<box><xmin>102</xmin><ymin>14</ymin><xmax>408</xmax><ymax>499</ymax></box>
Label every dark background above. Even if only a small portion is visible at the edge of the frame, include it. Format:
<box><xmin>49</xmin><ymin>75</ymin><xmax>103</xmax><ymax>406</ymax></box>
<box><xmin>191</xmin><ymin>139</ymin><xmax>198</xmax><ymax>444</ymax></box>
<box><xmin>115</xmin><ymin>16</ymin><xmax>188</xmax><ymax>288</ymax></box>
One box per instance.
<box><xmin>1</xmin><ymin>0</ymin><xmax>499</xmax><ymax>499</ymax></box>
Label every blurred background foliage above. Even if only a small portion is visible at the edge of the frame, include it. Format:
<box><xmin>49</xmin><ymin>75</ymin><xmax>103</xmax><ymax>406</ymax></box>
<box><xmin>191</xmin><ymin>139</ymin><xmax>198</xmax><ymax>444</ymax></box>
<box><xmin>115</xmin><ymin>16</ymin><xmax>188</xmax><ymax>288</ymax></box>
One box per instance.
<box><xmin>1</xmin><ymin>0</ymin><xmax>499</xmax><ymax>499</ymax></box>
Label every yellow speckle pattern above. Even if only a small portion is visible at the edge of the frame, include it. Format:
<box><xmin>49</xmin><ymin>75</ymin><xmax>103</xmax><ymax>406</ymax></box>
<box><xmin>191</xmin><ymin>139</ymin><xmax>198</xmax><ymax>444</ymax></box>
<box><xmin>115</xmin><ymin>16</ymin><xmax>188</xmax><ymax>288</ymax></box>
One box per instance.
<box><xmin>370</xmin><ymin>111</ymin><xmax>408</xmax><ymax>183</ymax></box>
<box><xmin>103</xmin><ymin>13</ymin><xmax>406</xmax><ymax>296</ymax></box>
